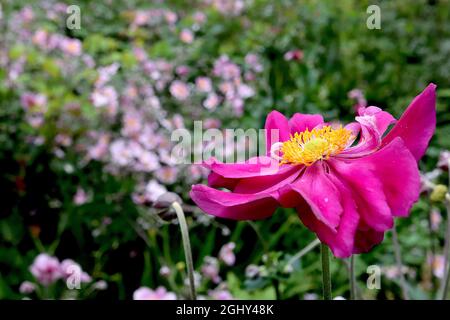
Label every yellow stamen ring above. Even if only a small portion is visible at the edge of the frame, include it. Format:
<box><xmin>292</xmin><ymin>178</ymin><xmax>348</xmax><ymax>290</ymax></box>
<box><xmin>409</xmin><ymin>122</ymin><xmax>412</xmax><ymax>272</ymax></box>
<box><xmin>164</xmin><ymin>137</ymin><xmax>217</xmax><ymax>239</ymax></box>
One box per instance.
<box><xmin>279</xmin><ymin>126</ymin><xmax>353</xmax><ymax>166</ymax></box>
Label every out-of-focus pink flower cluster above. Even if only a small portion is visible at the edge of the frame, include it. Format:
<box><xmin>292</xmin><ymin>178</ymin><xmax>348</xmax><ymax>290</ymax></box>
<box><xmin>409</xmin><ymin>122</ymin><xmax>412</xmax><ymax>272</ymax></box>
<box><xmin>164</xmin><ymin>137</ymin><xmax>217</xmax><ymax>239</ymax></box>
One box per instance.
<box><xmin>133</xmin><ymin>286</ymin><xmax>177</xmax><ymax>300</ymax></box>
<box><xmin>10</xmin><ymin>4</ymin><xmax>264</xmax><ymax>212</ymax></box>
<box><xmin>22</xmin><ymin>253</ymin><xmax>92</xmax><ymax>293</ymax></box>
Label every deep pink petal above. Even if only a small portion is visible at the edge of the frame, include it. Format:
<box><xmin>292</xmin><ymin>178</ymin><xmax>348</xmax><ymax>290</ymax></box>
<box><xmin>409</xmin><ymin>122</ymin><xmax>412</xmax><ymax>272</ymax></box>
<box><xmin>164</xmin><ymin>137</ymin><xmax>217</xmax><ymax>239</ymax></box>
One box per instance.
<box><xmin>265</xmin><ymin>111</ymin><xmax>290</xmax><ymax>155</ymax></box>
<box><xmin>233</xmin><ymin>165</ymin><xmax>301</xmax><ymax>195</ymax></box>
<box><xmin>204</xmin><ymin>156</ymin><xmax>284</xmax><ymax>179</ymax></box>
<box><xmin>297</xmin><ymin>174</ymin><xmax>359</xmax><ymax>258</ymax></box>
<box><xmin>207</xmin><ymin>172</ymin><xmax>239</xmax><ymax>190</ymax></box>
<box><xmin>285</xmin><ymin>164</ymin><xmax>342</xmax><ymax>230</ymax></box>
<box><xmin>382</xmin><ymin>83</ymin><xmax>437</xmax><ymax>161</ymax></box>
<box><xmin>365</xmin><ymin>137</ymin><xmax>421</xmax><ymax>217</ymax></box>
<box><xmin>288</xmin><ymin>113</ymin><xmax>324</xmax><ymax>134</ymax></box>
<box><xmin>340</xmin><ymin>106</ymin><xmax>396</xmax><ymax>158</ymax></box>
<box><xmin>353</xmin><ymin>223</ymin><xmax>384</xmax><ymax>254</ymax></box>
<box><xmin>203</xmin><ymin>156</ymin><xmax>288</xmax><ymax>179</ymax></box>
<box><xmin>357</xmin><ymin>106</ymin><xmax>396</xmax><ymax>136</ymax></box>
<box><xmin>190</xmin><ymin>185</ymin><xmax>278</xmax><ymax>220</ymax></box>
<box><xmin>329</xmin><ymin>158</ymin><xmax>393</xmax><ymax>232</ymax></box>
<box><xmin>339</xmin><ymin>120</ymin><xmax>380</xmax><ymax>158</ymax></box>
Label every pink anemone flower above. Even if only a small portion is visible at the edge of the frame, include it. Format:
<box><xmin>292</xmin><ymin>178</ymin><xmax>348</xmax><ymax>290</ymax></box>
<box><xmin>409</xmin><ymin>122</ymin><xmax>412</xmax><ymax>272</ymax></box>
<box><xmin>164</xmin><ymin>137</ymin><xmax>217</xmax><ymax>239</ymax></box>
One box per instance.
<box><xmin>190</xmin><ymin>84</ymin><xmax>436</xmax><ymax>258</ymax></box>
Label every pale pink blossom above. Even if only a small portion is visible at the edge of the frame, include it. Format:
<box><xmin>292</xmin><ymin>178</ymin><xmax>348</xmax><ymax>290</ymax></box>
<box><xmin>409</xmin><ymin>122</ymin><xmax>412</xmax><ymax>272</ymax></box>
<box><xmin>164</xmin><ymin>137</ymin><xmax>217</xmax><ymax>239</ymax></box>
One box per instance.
<box><xmin>95</xmin><ymin>63</ymin><xmax>120</xmax><ymax>87</ymax></box>
<box><xmin>91</xmin><ymin>86</ymin><xmax>118</xmax><ymax>111</ymax></box>
<box><xmin>110</xmin><ymin>139</ymin><xmax>133</xmax><ymax>166</ymax></box>
<box><xmin>431</xmin><ymin>255</ymin><xmax>445</xmax><ymax>279</ymax></box>
<box><xmin>201</xmin><ymin>256</ymin><xmax>221</xmax><ymax>283</ymax></box>
<box><xmin>174</xmin><ymin>67</ymin><xmax>189</xmax><ymax>79</ymax></box>
<box><xmin>87</xmin><ymin>133</ymin><xmax>110</xmax><ymax>160</ymax></box>
<box><xmin>133</xmin><ymin>11</ymin><xmax>150</xmax><ymax>26</ymax></box>
<box><xmin>136</xmin><ymin>150</ymin><xmax>160</xmax><ymax>172</ymax></box>
<box><xmin>237</xmin><ymin>83</ymin><xmax>254</xmax><ymax>99</ymax></box>
<box><xmin>74</xmin><ymin>187</ymin><xmax>88</xmax><ymax>205</ymax></box>
<box><xmin>159</xmin><ymin>265</ymin><xmax>171</xmax><ymax>277</ymax></box>
<box><xmin>19</xmin><ymin>281</ymin><xmax>36</xmax><ymax>294</ymax></box>
<box><xmin>245</xmin><ymin>53</ymin><xmax>263</xmax><ymax>73</ymax></box>
<box><xmin>180</xmin><ymin>29</ymin><xmax>194</xmax><ymax>44</ymax></box>
<box><xmin>59</xmin><ymin>38</ymin><xmax>82</xmax><ymax>56</ymax></box>
<box><xmin>196</xmin><ymin>77</ymin><xmax>213</xmax><ymax>93</ymax></box>
<box><xmin>219</xmin><ymin>242</ymin><xmax>236</xmax><ymax>266</ymax></box>
<box><xmin>60</xmin><ymin>259</ymin><xmax>91</xmax><ymax>283</ymax></box>
<box><xmin>133</xmin><ymin>286</ymin><xmax>176</xmax><ymax>300</ymax></box>
<box><xmin>208</xmin><ymin>287</ymin><xmax>233</xmax><ymax>300</ymax></box>
<box><xmin>231</xmin><ymin>98</ymin><xmax>244</xmax><ymax>116</ymax></box>
<box><xmin>438</xmin><ymin>150</ymin><xmax>450</xmax><ymax>170</ymax></box>
<box><xmin>203</xmin><ymin>93</ymin><xmax>220</xmax><ymax>110</ymax></box>
<box><xmin>169</xmin><ymin>80</ymin><xmax>190</xmax><ymax>101</ymax></box>
<box><xmin>193</xmin><ymin>11</ymin><xmax>207</xmax><ymax>25</ymax></box>
<box><xmin>172</xmin><ymin>114</ymin><xmax>185</xmax><ymax>129</ymax></box>
<box><xmin>204</xmin><ymin>118</ymin><xmax>222</xmax><ymax>129</ymax></box>
<box><xmin>219</xmin><ymin>81</ymin><xmax>235</xmax><ymax>98</ymax></box>
<box><xmin>144</xmin><ymin>180</ymin><xmax>167</xmax><ymax>202</ymax></box>
<box><xmin>155</xmin><ymin>166</ymin><xmax>179</xmax><ymax>184</ymax></box>
<box><xmin>122</xmin><ymin>111</ymin><xmax>142</xmax><ymax>137</ymax></box>
<box><xmin>430</xmin><ymin>208</ymin><xmax>442</xmax><ymax>231</ymax></box>
<box><xmin>19</xmin><ymin>6</ymin><xmax>34</xmax><ymax>23</ymax></box>
<box><xmin>133</xmin><ymin>47</ymin><xmax>147</xmax><ymax>62</ymax></box>
<box><xmin>32</xmin><ymin>29</ymin><xmax>48</xmax><ymax>49</ymax></box>
<box><xmin>29</xmin><ymin>253</ymin><xmax>61</xmax><ymax>286</ymax></box>
<box><xmin>213</xmin><ymin>0</ymin><xmax>245</xmax><ymax>16</ymax></box>
<box><xmin>213</xmin><ymin>56</ymin><xmax>241</xmax><ymax>80</ymax></box>
<box><xmin>55</xmin><ymin>134</ymin><xmax>72</xmax><ymax>147</ymax></box>
<box><xmin>26</xmin><ymin>113</ymin><xmax>44</xmax><ymax>128</ymax></box>
<box><xmin>164</xmin><ymin>11</ymin><xmax>178</xmax><ymax>25</ymax></box>
<box><xmin>284</xmin><ymin>49</ymin><xmax>304</xmax><ymax>61</ymax></box>
<box><xmin>21</xmin><ymin>92</ymin><xmax>47</xmax><ymax>112</ymax></box>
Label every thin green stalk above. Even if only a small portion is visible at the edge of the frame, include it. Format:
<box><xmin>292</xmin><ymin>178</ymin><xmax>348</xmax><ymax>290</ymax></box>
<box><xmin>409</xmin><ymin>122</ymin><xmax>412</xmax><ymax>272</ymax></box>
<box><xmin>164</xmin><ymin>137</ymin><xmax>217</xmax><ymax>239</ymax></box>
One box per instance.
<box><xmin>272</xmin><ymin>278</ymin><xmax>281</xmax><ymax>300</ymax></box>
<box><xmin>320</xmin><ymin>243</ymin><xmax>332</xmax><ymax>300</ymax></box>
<box><xmin>172</xmin><ymin>202</ymin><xmax>196</xmax><ymax>300</ymax></box>
<box><xmin>439</xmin><ymin>159</ymin><xmax>450</xmax><ymax>300</ymax></box>
<box><xmin>349</xmin><ymin>255</ymin><xmax>356</xmax><ymax>300</ymax></box>
<box><xmin>391</xmin><ymin>225</ymin><xmax>409</xmax><ymax>300</ymax></box>
<box><xmin>439</xmin><ymin>193</ymin><xmax>450</xmax><ymax>300</ymax></box>
<box><xmin>286</xmin><ymin>238</ymin><xmax>320</xmax><ymax>268</ymax></box>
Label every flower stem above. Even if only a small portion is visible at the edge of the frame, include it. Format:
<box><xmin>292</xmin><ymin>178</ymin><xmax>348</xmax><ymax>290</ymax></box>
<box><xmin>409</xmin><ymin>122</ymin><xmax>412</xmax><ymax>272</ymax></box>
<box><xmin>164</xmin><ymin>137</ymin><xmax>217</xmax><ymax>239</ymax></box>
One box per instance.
<box><xmin>439</xmin><ymin>194</ymin><xmax>450</xmax><ymax>300</ymax></box>
<box><xmin>272</xmin><ymin>278</ymin><xmax>281</xmax><ymax>300</ymax></box>
<box><xmin>391</xmin><ymin>225</ymin><xmax>409</xmax><ymax>300</ymax></box>
<box><xmin>349</xmin><ymin>255</ymin><xmax>357</xmax><ymax>300</ymax></box>
<box><xmin>172</xmin><ymin>201</ymin><xmax>197</xmax><ymax>300</ymax></box>
<box><xmin>286</xmin><ymin>238</ymin><xmax>320</xmax><ymax>268</ymax></box>
<box><xmin>320</xmin><ymin>243</ymin><xmax>332</xmax><ymax>300</ymax></box>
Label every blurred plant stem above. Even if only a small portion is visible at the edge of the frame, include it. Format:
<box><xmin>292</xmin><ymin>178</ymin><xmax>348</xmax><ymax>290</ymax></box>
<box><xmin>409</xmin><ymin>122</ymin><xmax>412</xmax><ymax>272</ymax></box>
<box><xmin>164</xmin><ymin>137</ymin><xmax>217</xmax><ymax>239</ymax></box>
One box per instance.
<box><xmin>320</xmin><ymin>243</ymin><xmax>332</xmax><ymax>300</ymax></box>
<box><xmin>286</xmin><ymin>238</ymin><xmax>320</xmax><ymax>268</ymax></box>
<box><xmin>172</xmin><ymin>201</ymin><xmax>196</xmax><ymax>300</ymax></box>
<box><xmin>440</xmin><ymin>197</ymin><xmax>450</xmax><ymax>300</ymax></box>
<box><xmin>248</xmin><ymin>221</ymin><xmax>269</xmax><ymax>254</ymax></box>
<box><xmin>439</xmin><ymin>161</ymin><xmax>450</xmax><ymax>300</ymax></box>
<box><xmin>272</xmin><ymin>278</ymin><xmax>281</xmax><ymax>300</ymax></box>
<box><xmin>392</xmin><ymin>224</ymin><xmax>409</xmax><ymax>300</ymax></box>
<box><xmin>349</xmin><ymin>255</ymin><xmax>357</xmax><ymax>300</ymax></box>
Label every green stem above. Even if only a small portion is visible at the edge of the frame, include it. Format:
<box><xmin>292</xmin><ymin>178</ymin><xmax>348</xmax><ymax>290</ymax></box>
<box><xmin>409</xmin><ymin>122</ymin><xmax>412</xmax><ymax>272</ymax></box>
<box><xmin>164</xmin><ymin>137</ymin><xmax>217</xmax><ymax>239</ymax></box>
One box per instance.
<box><xmin>392</xmin><ymin>225</ymin><xmax>409</xmax><ymax>300</ymax></box>
<box><xmin>440</xmin><ymin>194</ymin><xmax>450</xmax><ymax>300</ymax></box>
<box><xmin>172</xmin><ymin>202</ymin><xmax>196</xmax><ymax>300</ymax></box>
<box><xmin>320</xmin><ymin>243</ymin><xmax>332</xmax><ymax>300</ymax></box>
<box><xmin>349</xmin><ymin>255</ymin><xmax>356</xmax><ymax>300</ymax></box>
<box><xmin>272</xmin><ymin>278</ymin><xmax>281</xmax><ymax>300</ymax></box>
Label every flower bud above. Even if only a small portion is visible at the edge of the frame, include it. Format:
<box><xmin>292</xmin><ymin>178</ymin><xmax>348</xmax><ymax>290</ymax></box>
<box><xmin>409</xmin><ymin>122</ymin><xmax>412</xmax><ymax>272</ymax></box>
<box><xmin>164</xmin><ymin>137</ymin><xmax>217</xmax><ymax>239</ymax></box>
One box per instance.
<box><xmin>430</xmin><ymin>184</ymin><xmax>448</xmax><ymax>202</ymax></box>
<box><xmin>153</xmin><ymin>192</ymin><xmax>183</xmax><ymax>209</ymax></box>
<box><xmin>153</xmin><ymin>192</ymin><xmax>183</xmax><ymax>221</ymax></box>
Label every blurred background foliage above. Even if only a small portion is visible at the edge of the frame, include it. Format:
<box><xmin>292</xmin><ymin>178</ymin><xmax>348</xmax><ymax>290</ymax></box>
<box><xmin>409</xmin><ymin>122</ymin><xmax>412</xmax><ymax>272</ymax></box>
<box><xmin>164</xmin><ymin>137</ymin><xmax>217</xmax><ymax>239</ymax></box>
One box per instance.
<box><xmin>0</xmin><ymin>0</ymin><xmax>449</xmax><ymax>300</ymax></box>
